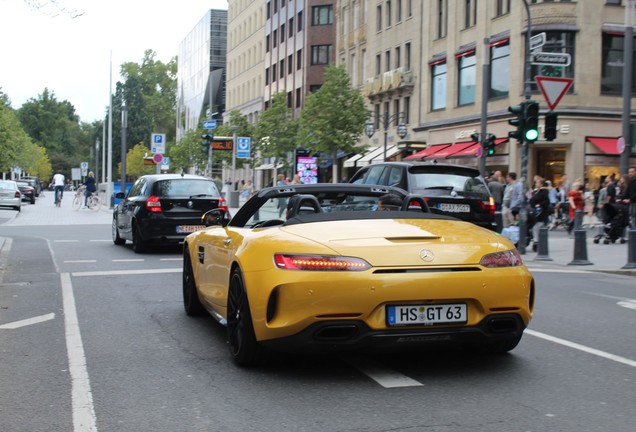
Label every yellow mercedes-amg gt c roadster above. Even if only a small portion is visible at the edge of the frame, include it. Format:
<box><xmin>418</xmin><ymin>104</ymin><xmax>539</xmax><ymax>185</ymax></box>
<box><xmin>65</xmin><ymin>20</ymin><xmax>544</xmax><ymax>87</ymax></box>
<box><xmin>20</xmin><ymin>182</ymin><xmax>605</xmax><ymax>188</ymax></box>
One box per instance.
<box><xmin>182</xmin><ymin>184</ymin><xmax>534</xmax><ymax>366</ymax></box>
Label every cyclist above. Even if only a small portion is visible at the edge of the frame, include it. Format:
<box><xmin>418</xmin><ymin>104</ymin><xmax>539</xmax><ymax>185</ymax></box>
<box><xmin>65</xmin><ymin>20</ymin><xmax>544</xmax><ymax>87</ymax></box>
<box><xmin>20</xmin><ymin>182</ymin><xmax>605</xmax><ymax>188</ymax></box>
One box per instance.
<box><xmin>83</xmin><ymin>171</ymin><xmax>97</xmax><ymax>208</ymax></box>
<box><xmin>51</xmin><ymin>171</ymin><xmax>65</xmax><ymax>206</ymax></box>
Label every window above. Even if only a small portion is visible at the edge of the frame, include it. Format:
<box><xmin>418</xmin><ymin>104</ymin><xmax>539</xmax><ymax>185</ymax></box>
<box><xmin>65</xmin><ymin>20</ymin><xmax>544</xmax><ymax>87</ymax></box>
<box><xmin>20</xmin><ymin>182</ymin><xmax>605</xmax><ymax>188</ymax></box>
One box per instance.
<box><xmin>394</xmin><ymin>100</ymin><xmax>400</xmax><ymax>121</ymax></box>
<box><xmin>385</xmin><ymin>50</ymin><xmax>391</xmax><ymax>72</ymax></box>
<box><xmin>431</xmin><ymin>61</ymin><xmax>447</xmax><ymax>110</ymax></box>
<box><xmin>376</xmin><ymin>5</ymin><xmax>382</xmax><ymax>31</ymax></box>
<box><xmin>386</xmin><ymin>1</ymin><xmax>392</xmax><ymax>28</ymax></box>
<box><xmin>457</xmin><ymin>51</ymin><xmax>476</xmax><ymax>105</ymax></box>
<box><xmin>496</xmin><ymin>0</ymin><xmax>511</xmax><ymax>16</ymax></box>
<box><xmin>289</xmin><ymin>17</ymin><xmax>294</xmax><ymax>37</ymax></box>
<box><xmin>296</xmin><ymin>88</ymin><xmax>301</xmax><ymax>108</ymax></box>
<box><xmin>298</xmin><ymin>11</ymin><xmax>303</xmax><ymax>31</ymax></box>
<box><xmin>311</xmin><ymin>45</ymin><xmax>332</xmax><ymax>65</ymax></box>
<box><xmin>601</xmin><ymin>32</ymin><xmax>636</xmax><ymax>94</ymax></box>
<box><xmin>265</xmin><ymin>67</ymin><xmax>270</xmax><ymax>85</ymax></box>
<box><xmin>490</xmin><ymin>40</ymin><xmax>510</xmax><ymax>98</ymax></box>
<box><xmin>280</xmin><ymin>59</ymin><xmax>285</xmax><ymax>78</ymax></box>
<box><xmin>272</xmin><ymin>64</ymin><xmax>277</xmax><ymax>82</ymax></box>
<box><xmin>266</xmin><ymin>35</ymin><xmax>270</xmax><ymax>52</ymax></box>
<box><xmin>297</xmin><ymin>49</ymin><xmax>303</xmax><ymax>69</ymax></box>
<box><xmin>530</xmin><ymin>31</ymin><xmax>575</xmax><ymax>91</ymax></box>
<box><xmin>405</xmin><ymin>43</ymin><xmax>411</xmax><ymax>69</ymax></box>
<box><xmin>267</xmin><ymin>1</ymin><xmax>271</xmax><ymax>19</ymax></box>
<box><xmin>273</xmin><ymin>29</ymin><xmax>278</xmax><ymax>47</ymax></box>
<box><xmin>464</xmin><ymin>0</ymin><xmax>477</xmax><ymax>28</ymax></box>
<box><xmin>309</xmin><ymin>85</ymin><xmax>322</xmax><ymax>92</ymax></box>
<box><xmin>397</xmin><ymin>0</ymin><xmax>402</xmax><ymax>22</ymax></box>
<box><xmin>281</xmin><ymin>24</ymin><xmax>285</xmax><ymax>42</ymax></box>
<box><xmin>376</xmin><ymin>54</ymin><xmax>381</xmax><ymax>75</ymax></box>
<box><xmin>312</xmin><ymin>5</ymin><xmax>333</xmax><ymax>25</ymax></box>
<box><xmin>395</xmin><ymin>47</ymin><xmax>401</xmax><ymax>68</ymax></box>
<box><xmin>404</xmin><ymin>96</ymin><xmax>410</xmax><ymax>123</ymax></box>
<box><xmin>287</xmin><ymin>91</ymin><xmax>292</xmax><ymax>108</ymax></box>
<box><xmin>437</xmin><ymin>0</ymin><xmax>447</xmax><ymax>38</ymax></box>
<box><xmin>288</xmin><ymin>54</ymin><xmax>293</xmax><ymax>74</ymax></box>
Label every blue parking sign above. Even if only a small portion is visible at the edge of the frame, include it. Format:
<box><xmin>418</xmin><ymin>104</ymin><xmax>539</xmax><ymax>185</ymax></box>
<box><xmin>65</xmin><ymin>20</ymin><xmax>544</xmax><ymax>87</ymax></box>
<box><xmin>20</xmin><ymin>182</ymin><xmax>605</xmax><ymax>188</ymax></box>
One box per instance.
<box><xmin>236</xmin><ymin>137</ymin><xmax>251</xmax><ymax>158</ymax></box>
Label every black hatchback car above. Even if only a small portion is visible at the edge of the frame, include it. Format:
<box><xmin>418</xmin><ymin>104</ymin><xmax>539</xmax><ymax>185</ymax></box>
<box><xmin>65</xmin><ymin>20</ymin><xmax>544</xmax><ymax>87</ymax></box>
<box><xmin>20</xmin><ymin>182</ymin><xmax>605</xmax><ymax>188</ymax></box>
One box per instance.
<box><xmin>112</xmin><ymin>174</ymin><xmax>227</xmax><ymax>252</ymax></box>
<box><xmin>350</xmin><ymin>162</ymin><xmax>495</xmax><ymax>230</ymax></box>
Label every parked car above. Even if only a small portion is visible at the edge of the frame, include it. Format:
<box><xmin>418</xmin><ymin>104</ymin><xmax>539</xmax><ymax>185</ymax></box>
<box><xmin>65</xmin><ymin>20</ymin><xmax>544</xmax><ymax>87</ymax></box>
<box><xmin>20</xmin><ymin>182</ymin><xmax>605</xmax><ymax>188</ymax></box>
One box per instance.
<box><xmin>182</xmin><ymin>183</ymin><xmax>534</xmax><ymax>366</ymax></box>
<box><xmin>350</xmin><ymin>162</ymin><xmax>496</xmax><ymax>230</ymax></box>
<box><xmin>112</xmin><ymin>174</ymin><xmax>227</xmax><ymax>253</ymax></box>
<box><xmin>21</xmin><ymin>176</ymin><xmax>41</xmax><ymax>197</ymax></box>
<box><xmin>16</xmin><ymin>181</ymin><xmax>36</xmax><ymax>204</ymax></box>
<box><xmin>0</xmin><ymin>180</ymin><xmax>22</xmax><ymax>212</ymax></box>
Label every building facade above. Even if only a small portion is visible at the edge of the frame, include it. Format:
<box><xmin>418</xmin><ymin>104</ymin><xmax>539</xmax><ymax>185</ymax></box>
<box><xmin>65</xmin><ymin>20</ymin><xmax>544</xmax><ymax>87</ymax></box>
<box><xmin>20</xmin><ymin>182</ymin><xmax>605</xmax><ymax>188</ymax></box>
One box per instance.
<box><xmin>177</xmin><ymin>9</ymin><xmax>228</xmax><ymax>141</ymax></box>
<box><xmin>338</xmin><ymin>0</ymin><xmax>636</xmax><ymax>188</ymax></box>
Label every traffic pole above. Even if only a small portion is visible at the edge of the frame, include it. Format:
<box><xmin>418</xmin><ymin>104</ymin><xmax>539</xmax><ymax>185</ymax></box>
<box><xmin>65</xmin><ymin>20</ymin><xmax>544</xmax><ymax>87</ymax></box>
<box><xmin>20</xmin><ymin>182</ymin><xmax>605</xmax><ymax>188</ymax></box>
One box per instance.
<box><xmin>534</xmin><ymin>226</ymin><xmax>553</xmax><ymax>261</ymax></box>
<box><xmin>623</xmin><ymin>229</ymin><xmax>636</xmax><ymax>269</ymax></box>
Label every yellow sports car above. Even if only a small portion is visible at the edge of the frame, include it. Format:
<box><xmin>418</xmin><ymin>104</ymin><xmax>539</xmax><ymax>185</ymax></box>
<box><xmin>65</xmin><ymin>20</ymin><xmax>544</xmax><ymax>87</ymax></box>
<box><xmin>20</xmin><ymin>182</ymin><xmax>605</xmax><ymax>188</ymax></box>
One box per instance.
<box><xmin>182</xmin><ymin>184</ymin><xmax>535</xmax><ymax>366</ymax></box>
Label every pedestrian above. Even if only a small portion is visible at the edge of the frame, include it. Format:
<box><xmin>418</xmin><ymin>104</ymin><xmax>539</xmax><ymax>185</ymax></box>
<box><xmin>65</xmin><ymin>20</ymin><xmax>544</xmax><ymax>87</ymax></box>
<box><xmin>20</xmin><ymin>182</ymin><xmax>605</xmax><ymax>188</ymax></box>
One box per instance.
<box><xmin>618</xmin><ymin>166</ymin><xmax>636</xmax><ymax>228</ymax></box>
<box><xmin>502</xmin><ymin>173</ymin><xmax>514</xmax><ymax>228</ymax></box>
<box><xmin>83</xmin><ymin>171</ymin><xmax>97</xmax><ymax>208</ymax></box>
<box><xmin>529</xmin><ymin>179</ymin><xmax>550</xmax><ymax>251</ymax></box>
<box><xmin>291</xmin><ymin>174</ymin><xmax>303</xmax><ymax>184</ymax></box>
<box><xmin>487</xmin><ymin>171</ymin><xmax>504</xmax><ymax>212</ymax></box>
<box><xmin>567</xmin><ymin>181</ymin><xmax>585</xmax><ymax>235</ymax></box>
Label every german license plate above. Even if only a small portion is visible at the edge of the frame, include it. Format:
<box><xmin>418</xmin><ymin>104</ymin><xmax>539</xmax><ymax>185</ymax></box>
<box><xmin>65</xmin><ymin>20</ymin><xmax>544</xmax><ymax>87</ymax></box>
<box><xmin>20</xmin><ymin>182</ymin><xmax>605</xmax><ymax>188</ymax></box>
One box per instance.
<box><xmin>387</xmin><ymin>304</ymin><xmax>467</xmax><ymax>326</ymax></box>
<box><xmin>438</xmin><ymin>203</ymin><xmax>470</xmax><ymax>213</ymax></box>
<box><xmin>176</xmin><ymin>225</ymin><xmax>205</xmax><ymax>234</ymax></box>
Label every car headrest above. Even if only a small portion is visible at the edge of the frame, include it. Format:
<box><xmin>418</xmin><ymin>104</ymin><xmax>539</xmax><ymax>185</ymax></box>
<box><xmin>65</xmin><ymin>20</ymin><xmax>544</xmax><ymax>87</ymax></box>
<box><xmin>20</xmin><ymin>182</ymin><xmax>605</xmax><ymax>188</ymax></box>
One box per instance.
<box><xmin>286</xmin><ymin>194</ymin><xmax>322</xmax><ymax>219</ymax></box>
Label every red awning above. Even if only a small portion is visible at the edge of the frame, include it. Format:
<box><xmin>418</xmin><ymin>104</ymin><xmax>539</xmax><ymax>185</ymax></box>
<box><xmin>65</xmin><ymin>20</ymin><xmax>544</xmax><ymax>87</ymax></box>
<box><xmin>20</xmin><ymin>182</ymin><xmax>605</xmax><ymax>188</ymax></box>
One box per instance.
<box><xmin>449</xmin><ymin>138</ymin><xmax>509</xmax><ymax>157</ymax></box>
<box><xmin>427</xmin><ymin>141</ymin><xmax>475</xmax><ymax>158</ymax></box>
<box><xmin>587</xmin><ymin>137</ymin><xmax>620</xmax><ymax>155</ymax></box>
<box><xmin>405</xmin><ymin>144</ymin><xmax>451</xmax><ymax>160</ymax></box>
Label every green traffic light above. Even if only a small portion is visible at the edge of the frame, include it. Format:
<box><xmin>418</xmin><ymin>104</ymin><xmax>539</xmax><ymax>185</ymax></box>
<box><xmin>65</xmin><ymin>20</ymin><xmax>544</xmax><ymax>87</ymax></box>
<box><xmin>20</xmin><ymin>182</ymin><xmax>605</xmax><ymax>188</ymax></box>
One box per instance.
<box><xmin>525</xmin><ymin>129</ymin><xmax>539</xmax><ymax>141</ymax></box>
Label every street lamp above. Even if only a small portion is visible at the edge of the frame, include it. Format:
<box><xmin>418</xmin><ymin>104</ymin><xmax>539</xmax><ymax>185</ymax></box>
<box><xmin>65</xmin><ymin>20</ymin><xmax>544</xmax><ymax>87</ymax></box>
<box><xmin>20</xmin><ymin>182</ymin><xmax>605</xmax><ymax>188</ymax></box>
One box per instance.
<box><xmin>364</xmin><ymin>111</ymin><xmax>408</xmax><ymax>161</ymax></box>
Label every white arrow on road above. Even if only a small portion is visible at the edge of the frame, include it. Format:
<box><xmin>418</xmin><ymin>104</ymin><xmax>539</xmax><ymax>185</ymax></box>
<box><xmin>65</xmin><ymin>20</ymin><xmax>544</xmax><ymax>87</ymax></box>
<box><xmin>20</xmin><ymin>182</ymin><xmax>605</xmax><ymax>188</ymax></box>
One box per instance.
<box><xmin>0</xmin><ymin>313</ymin><xmax>55</xmax><ymax>329</ymax></box>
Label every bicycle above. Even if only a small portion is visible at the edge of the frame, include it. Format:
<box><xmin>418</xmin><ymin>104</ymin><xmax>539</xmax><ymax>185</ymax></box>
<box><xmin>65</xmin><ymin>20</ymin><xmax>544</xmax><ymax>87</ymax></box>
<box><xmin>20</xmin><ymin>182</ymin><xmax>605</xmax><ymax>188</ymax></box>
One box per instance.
<box><xmin>54</xmin><ymin>186</ymin><xmax>63</xmax><ymax>207</ymax></box>
<box><xmin>73</xmin><ymin>186</ymin><xmax>103</xmax><ymax>211</ymax></box>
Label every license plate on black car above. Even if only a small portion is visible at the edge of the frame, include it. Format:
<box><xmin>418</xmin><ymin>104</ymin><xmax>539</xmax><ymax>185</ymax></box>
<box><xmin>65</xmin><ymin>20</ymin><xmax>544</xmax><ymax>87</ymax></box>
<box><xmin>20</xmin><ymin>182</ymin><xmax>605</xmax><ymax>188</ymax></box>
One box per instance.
<box><xmin>437</xmin><ymin>203</ymin><xmax>470</xmax><ymax>213</ymax></box>
<box><xmin>176</xmin><ymin>225</ymin><xmax>205</xmax><ymax>233</ymax></box>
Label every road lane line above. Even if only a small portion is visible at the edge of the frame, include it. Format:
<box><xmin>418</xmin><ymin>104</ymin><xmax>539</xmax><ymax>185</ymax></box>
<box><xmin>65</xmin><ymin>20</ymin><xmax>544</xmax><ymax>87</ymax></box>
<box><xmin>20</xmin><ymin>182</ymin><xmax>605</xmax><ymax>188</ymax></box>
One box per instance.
<box><xmin>160</xmin><ymin>258</ymin><xmax>182</xmax><ymax>261</ymax></box>
<box><xmin>65</xmin><ymin>260</ymin><xmax>97</xmax><ymax>263</ymax></box>
<box><xmin>61</xmin><ymin>272</ymin><xmax>98</xmax><ymax>432</ymax></box>
<box><xmin>0</xmin><ymin>313</ymin><xmax>55</xmax><ymax>330</ymax></box>
<box><xmin>345</xmin><ymin>356</ymin><xmax>424</xmax><ymax>388</ymax></box>
<box><xmin>525</xmin><ymin>329</ymin><xmax>636</xmax><ymax>368</ymax></box>
<box><xmin>72</xmin><ymin>268</ymin><xmax>181</xmax><ymax>277</ymax></box>
<box><xmin>112</xmin><ymin>259</ymin><xmax>144</xmax><ymax>262</ymax></box>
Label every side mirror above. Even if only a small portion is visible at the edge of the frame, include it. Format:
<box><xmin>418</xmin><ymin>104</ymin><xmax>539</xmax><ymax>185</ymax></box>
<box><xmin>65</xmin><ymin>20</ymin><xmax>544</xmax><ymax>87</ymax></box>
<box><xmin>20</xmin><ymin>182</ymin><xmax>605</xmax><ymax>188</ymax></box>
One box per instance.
<box><xmin>115</xmin><ymin>192</ymin><xmax>125</xmax><ymax>199</ymax></box>
<box><xmin>202</xmin><ymin>209</ymin><xmax>231</xmax><ymax>227</ymax></box>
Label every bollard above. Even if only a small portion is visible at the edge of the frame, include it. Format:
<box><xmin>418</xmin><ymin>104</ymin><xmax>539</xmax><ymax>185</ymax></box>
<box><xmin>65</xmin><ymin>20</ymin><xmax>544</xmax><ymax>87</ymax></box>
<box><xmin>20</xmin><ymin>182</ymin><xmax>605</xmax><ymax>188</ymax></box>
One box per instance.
<box><xmin>574</xmin><ymin>209</ymin><xmax>583</xmax><ymax>230</ymax></box>
<box><xmin>568</xmin><ymin>227</ymin><xmax>593</xmax><ymax>266</ymax></box>
<box><xmin>623</xmin><ymin>229</ymin><xmax>636</xmax><ymax>269</ymax></box>
<box><xmin>534</xmin><ymin>226</ymin><xmax>553</xmax><ymax>261</ymax></box>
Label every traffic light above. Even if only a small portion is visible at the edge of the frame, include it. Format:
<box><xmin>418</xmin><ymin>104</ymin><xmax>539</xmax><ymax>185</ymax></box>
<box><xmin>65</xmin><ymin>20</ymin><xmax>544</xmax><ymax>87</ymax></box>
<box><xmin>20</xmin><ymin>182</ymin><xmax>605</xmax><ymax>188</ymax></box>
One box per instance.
<box><xmin>470</xmin><ymin>132</ymin><xmax>480</xmax><ymax>143</ymax></box>
<box><xmin>508</xmin><ymin>103</ymin><xmax>526</xmax><ymax>141</ymax></box>
<box><xmin>201</xmin><ymin>133</ymin><xmax>212</xmax><ymax>154</ymax></box>
<box><xmin>524</xmin><ymin>101</ymin><xmax>540</xmax><ymax>142</ymax></box>
<box><xmin>544</xmin><ymin>111</ymin><xmax>558</xmax><ymax>141</ymax></box>
<box><xmin>485</xmin><ymin>133</ymin><xmax>496</xmax><ymax>156</ymax></box>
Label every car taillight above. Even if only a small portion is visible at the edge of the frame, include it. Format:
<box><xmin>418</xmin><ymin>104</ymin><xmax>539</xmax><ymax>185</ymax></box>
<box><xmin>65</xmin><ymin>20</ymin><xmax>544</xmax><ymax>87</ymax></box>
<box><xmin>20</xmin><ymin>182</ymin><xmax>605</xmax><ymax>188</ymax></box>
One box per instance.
<box><xmin>14</xmin><ymin>191</ymin><xmax>21</xmax><ymax>198</ymax></box>
<box><xmin>146</xmin><ymin>195</ymin><xmax>162</xmax><ymax>213</ymax></box>
<box><xmin>274</xmin><ymin>254</ymin><xmax>371</xmax><ymax>271</ymax></box>
<box><xmin>218</xmin><ymin>195</ymin><xmax>228</xmax><ymax>211</ymax></box>
<box><xmin>479</xmin><ymin>197</ymin><xmax>495</xmax><ymax>215</ymax></box>
<box><xmin>480</xmin><ymin>250</ymin><xmax>523</xmax><ymax>268</ymax></box>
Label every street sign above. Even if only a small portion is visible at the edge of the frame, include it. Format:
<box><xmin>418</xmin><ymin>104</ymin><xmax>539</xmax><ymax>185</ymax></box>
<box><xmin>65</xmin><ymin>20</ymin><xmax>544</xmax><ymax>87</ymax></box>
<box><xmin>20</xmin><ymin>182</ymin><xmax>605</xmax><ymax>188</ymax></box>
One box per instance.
<box><xmin>535</xmin><ymin>76</ymin><xmax>574</xmax><ymax>111</ymax></box>
<box><xmin>618</xmin><ymin>137</ymin><xmax>626</xmax><ymax>153</ymax></box>
<box><xmin>151</xmin><ymin>133</ymin><xmax>166</xmax><ymax>154</ymax></box>
<box><xmin>80</xmin><ymin>161</ymin><xmax>88</xmax><ymax>176</ymax></box>
<box><xmin>236</xmin><ymin>137</ymin><xmax>251</xmax><ymax>158</ymax></box>
<box><xmin>530</xmin><ymin>32</ymin><xmax>546</xmax><ymax>51</ymax></box>
<box><xmin>161</xmin><ymin>157</ymin><xmax>170</xmax><ymax>170</ymax></box>
<box><xmin>531</xmin><ymin>52</ymin><xmax>571</xmax><ymax>67</ymax></box>
<box><xmin>203</xmin><ymin>120</ymin><xmax>217</xmax><ymax>130</ymax></box>
<box><xmin>153</xmin><ymin>153</ymin><xmax>164</xmax><ymax>164</ymax></box>
<box><xmin>212</xmin><ymin>139</ymin><xmax>233</xmax><ymax>150</ymax></box>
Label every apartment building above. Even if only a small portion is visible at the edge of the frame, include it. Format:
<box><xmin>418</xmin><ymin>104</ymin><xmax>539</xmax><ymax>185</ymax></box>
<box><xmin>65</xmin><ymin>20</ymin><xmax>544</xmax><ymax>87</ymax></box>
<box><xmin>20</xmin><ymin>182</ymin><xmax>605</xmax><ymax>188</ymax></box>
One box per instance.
<box><xmin>339</xmin><ymin>0</ymin><xmax>636</xmax><ymax>187</ymax></box>
<box><xmin>176</xmin><ymin>9</ymin><xmax>228</xmax><ymax>141</ymax></box>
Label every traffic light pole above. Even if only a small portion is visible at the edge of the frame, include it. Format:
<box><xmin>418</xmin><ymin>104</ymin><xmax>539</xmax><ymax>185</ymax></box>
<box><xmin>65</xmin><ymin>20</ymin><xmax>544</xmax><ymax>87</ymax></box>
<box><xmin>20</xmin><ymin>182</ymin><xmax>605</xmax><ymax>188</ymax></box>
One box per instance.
<box><xmin>479</xmin><ymin>37</ymin><xmax>490</xmax><ymax>177</ymax></box>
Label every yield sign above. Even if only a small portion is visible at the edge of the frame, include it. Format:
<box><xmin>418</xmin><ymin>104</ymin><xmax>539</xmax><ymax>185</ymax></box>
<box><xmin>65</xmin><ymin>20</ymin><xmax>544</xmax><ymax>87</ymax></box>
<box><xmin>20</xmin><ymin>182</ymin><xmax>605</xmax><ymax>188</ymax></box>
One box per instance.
<box><xmin>535</xmin><ymin>76</ymin><xmax>573</xmax><ymax>111</ymax></box>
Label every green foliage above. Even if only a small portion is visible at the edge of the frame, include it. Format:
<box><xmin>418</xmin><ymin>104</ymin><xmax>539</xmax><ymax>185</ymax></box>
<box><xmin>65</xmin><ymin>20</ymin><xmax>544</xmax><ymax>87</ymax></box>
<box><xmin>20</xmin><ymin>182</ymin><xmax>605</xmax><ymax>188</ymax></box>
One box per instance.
<box><xmin>125</xmin><ymin>143</ymin><xmax>158</xmax><ymax>179</ymax></box>
<box><xmin>169</xmin><ymin>128</ymin><xmax>208</xmax><ymax>174</ymax></box>
<box><xmin>213</xmin><ymin>110</ymin><xmax>254</xmax><ymax>169</ymax></box>
<box><xmin>253</xmin><ymin>92</ymin><xmax>298</xmax><ymax>173</ymax></box>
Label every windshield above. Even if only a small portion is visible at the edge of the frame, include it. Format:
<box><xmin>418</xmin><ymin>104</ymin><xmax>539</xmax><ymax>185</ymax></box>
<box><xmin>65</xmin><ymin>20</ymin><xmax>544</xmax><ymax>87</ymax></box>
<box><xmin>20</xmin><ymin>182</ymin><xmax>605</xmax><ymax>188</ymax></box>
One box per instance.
<box><xmin>411</xmin><ymin>172</ymin><xmax>490</xmax><ymax>199</ymax></box>
<box><xmin>154</xmin><ymin>179</ymin><xmax>219</xmax><ymax>198</ymax></box>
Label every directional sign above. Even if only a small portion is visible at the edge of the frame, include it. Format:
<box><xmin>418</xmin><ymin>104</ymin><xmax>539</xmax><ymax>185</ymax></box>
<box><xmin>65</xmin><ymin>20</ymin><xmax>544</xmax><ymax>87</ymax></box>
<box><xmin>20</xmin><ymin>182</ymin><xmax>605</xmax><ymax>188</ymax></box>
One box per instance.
<box><xmin>203</xmin><ymin>120</ymin><xmax>217</xmax><ymax>130</ymax></box>
<box><xmin>531</xmin><ymin>52</ymin><xmax>571</xmax><ymax>67</ymax></box>
<box><xmin>236</xmin><ymin>137</ymin><xmax>251</xmax><ymax>158</ymax></box>
<box><xmin>530</xmin><ymin>32</ymin><xmax>546</xmax><ymax>51</ymax></box>
<box><xmin>151</xmin><ymin>133</ymin><xmax>166</xmax><ymax>154</ymax></box>
<box><xmin>535</xmin><ymin>76</ymin><xmax>574</xmax><ymax>111</ymax></box>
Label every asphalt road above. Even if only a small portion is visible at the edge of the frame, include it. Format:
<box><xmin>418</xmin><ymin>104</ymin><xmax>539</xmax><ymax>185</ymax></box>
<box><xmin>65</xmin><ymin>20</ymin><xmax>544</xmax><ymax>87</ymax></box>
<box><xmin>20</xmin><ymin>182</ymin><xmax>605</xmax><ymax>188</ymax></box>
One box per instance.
<box><xmin>1</xmin><ymin>200</ymin><xmax>635</xmax><ymax>432</ymax></box>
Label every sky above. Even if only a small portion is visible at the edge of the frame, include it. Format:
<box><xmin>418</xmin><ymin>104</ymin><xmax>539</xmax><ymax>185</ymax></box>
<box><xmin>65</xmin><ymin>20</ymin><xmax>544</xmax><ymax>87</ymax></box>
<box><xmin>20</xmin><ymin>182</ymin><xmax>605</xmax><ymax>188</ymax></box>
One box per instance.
<box><xmin>0</xmin><ymin>0</ymin><xmax>228</xmax><ymax>123</ymax></box>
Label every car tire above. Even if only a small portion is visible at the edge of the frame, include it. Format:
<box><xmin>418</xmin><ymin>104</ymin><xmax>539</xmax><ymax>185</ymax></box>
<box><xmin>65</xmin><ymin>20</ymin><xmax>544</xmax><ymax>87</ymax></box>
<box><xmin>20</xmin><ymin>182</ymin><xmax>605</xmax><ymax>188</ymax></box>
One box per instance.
<box><xmin>30</xmin><ymin>197</ymin><xmax>35</xmax><ymax>204</ymax></box>
<box><xmin>132</xmin><ymin>222</ymin><xmax>146</xmax><ymax>253</ymax></box>
<box><xmin>183</xmin><ymin>249</ymin><xmax>206</xmax><ymax>316</ymax></box>
<box><xmin>112</xmin><ymin>217</ymin><xmax>125</xmax><ymax>245</ymax></box>
<box><xmin>227</xmin><ymin>267</ymin><xmax>268</xmax><ymax>366</ymax></box>
<box><xmin>14</xmin><ymin>206</ymin><xmax>20</xmax><ymax>212</ymax></box>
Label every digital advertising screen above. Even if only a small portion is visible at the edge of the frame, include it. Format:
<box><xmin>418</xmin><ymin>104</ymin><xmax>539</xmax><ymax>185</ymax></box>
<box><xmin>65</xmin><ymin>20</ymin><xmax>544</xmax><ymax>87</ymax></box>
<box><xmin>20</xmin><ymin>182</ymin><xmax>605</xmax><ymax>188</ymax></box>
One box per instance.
<box><xmin>296</xmin><ymin>155</ymin><xmax>318</xmax><ymax>184</ymax></box>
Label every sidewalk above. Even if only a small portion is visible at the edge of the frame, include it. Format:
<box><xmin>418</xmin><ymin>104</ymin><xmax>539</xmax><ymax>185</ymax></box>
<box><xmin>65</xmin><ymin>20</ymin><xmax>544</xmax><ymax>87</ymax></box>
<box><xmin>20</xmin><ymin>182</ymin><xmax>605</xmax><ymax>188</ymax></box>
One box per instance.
<box><xmin>1</xmin><ymin>195</ymin><xmax>634</xmax><ymax>275</ymax></box>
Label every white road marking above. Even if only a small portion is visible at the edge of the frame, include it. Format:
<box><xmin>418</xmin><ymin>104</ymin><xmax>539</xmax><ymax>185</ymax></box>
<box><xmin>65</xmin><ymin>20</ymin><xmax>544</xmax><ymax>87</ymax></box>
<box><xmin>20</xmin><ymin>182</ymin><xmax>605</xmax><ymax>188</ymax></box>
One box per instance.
<box><xmin>345</xmin><ymin>356</ymin><xmax>423</xmax><ymax>388</ymax></box>
<box><xmin>0</xmin><ymin>313</ymin><xmax>55</xmax><ymax>330</ymax></box>
<box><xmin>112</xmin><ymin>259</ymin><xmax>145</xmax><ymax>262</ymax></box>
<box><xmin>617</xmin><ymin>300</ymin><xmax>636</xmax><ymax>310</ymax></box>
<box><xmin>72</xmin><ymin>268</ymin><xmax>181</xmax><ymax>277</ymax></box>
<box><xmin>159</xmin><ymin>258</ymin><xmax>182</xmax><ymax>261</ymax></box>
<box><xmin>65</xmin><ymin>260</ymin><xmax>97</xmax><ymax>263</ymax></box>
<box><xmin>61</xmin><ymin>272</ymin><xmax>98</xmax><ymax>432</ymax></box>
<box><xmin>526</xmin><ymin>329</ymin><xmax>636</xmax><ymax>368</ymax></box>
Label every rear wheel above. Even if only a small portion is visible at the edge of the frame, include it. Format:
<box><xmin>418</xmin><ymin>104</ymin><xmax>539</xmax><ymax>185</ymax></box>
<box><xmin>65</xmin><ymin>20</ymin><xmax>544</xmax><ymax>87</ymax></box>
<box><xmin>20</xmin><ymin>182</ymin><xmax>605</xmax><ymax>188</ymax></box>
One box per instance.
<box><xmin>227</xmin><ymin>267</ymin><xmax>268</xmax><ymax>366</ymax></box>
<box><xmin>132</xmin><ymin>222</ymin><xmax>146</xmax><ymax>253</ymax></box>
<box><xmin>112</xmin><ymin>217</ymin><xmax>125</xmax><ymax>245</ymax></box>
<box><xmin>183</xmin><ymin>249</ymin><xmax>205</xmax><ymax>316</ymax></box>
<box><xmin>72</xmin><ymin>195</ymin><xmax>82</xmax><ymax>211</ymax></box>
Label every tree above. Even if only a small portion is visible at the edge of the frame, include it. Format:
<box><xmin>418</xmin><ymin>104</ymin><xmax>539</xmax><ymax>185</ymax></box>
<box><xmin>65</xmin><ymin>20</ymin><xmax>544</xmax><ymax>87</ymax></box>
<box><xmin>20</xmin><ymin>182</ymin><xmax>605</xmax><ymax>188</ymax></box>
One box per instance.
<box><xmin>252</xmin><ymin>92</ymin><xmax>298</xmax><ymax>175</ymax></box>
<box><xmin>297</xmin><ymin>64</ymin><xmax>368</xmax><ymax>183</ymax></box>
<box><xmin>169</xmin><ymin>129</ymin><xmax>208</xmax><ymax>175</ymax></box>
<box><xmin>123</xmin><ymin>143</ymin><xmax>157</xmax><ymax>179</ymax></box>
<box><xmin>213</xmin><ymin>109</ymin><xmax>254</xmax><ymax>171</ymax></box>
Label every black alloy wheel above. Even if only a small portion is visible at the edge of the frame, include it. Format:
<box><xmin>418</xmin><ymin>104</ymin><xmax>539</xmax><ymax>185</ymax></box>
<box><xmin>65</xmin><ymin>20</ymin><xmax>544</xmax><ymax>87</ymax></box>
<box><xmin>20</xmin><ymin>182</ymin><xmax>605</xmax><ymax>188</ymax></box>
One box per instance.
<box><xmin>183</xmin><ymin>249</ymin><xmax>205</xmax><ymax>316</ymax></box>
<box><xmin>112</xmin><ymin>217</ymin><xmax>125</xmax><ymax>245</ymax></box>
<box><xmin>131</xmin><ymin>222</ymin><xmax>146</xmax><ymax>253</ymax></box>
<box><xmin>227</xmin><ymin>267</ymin><xmax>268</xmax><ymax>366</ymax></box>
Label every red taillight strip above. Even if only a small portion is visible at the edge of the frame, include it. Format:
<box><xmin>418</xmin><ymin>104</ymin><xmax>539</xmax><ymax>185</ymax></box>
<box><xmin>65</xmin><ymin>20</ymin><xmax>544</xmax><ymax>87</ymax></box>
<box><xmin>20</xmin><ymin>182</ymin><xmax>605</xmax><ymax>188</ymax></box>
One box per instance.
<box><xmin>480</xmin><ymin>249</ymin><xmax>524</xmax><ymax>268</ymax></box>
<box><xmin>274</xmin><ymin>254</ymin><xmax>371</xmax><ymax>271</ymax></box>
<box><xmin>218</xmin><ymin>196</ymin><xmax>228</xmax><ymax>211</ymax></box>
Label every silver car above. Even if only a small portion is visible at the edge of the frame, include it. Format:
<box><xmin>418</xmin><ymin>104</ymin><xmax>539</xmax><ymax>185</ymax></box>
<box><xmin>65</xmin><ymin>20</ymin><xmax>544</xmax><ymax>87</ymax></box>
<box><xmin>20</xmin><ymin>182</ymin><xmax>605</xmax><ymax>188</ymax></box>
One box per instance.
<box><xmin>0</xmin><ymin>180</ymin><xmax>21</xmax><ymax>212</ymax></box>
